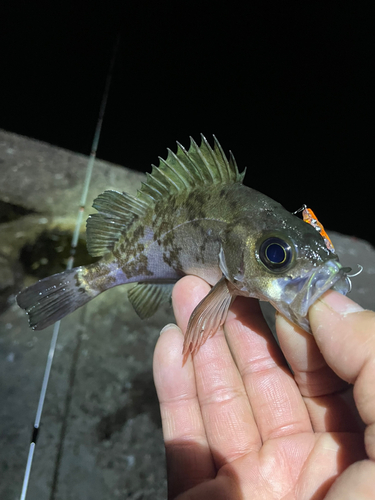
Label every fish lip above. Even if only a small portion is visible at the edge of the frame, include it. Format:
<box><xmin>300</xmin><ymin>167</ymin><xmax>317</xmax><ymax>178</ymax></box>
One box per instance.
<box><xmin>285</xmin><ymin>260</ymin><xmax>350</xmax><ymax>321</ymax></box>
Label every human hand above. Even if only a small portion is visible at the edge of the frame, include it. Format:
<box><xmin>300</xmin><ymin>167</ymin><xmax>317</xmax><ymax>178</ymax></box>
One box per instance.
<box><xmin>153</xmin><ymin>275</ymin><xmax>375</xmax><ymax>499</ymax></box>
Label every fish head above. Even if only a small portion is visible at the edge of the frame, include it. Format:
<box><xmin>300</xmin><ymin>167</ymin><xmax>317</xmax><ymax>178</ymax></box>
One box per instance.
<box><xmin>225</xmin><ymin>210</ymin><xmax>351</xmax><ymax>333</ymax></box>
<box><xmin>260</xmin><ymin>247</ymin><xmax>350</xmax><ymax>332</ymax></box>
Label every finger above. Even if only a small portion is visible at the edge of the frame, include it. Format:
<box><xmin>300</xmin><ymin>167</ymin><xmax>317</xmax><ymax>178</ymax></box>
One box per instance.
<box><xmin>224</xmin><ymin>297</ymin><xmax>313</xmax><ymax>442</ymax></box>
<box><xmin>275</xmin><ymin>313</ymin><xmax>347</xmax><ymax>396</ymax></box>
<box><xmin>153</xmin><ymin>323</ymin><xmax>215</xmax><ymax>498</ymax></box>
<box><xmin>173</xmin><ymin>276</ymin><xmax>262</xmax><ymax>468</ymax></box>
<box><xmin>171</xmin><ymin>275</ymin><xmax>211</xmax><ymax>333</ymax></box>
<box><xmin>324</xmin><ymin>460</ymin><xmax>375</xmax><ymax>500</ymax></box>
<box><xmin>275</xmin><ymin>313</ymin><xmax>361</xmax><ymax>433</ymax></box>
<box><xmin>309</xmin><ymin>290</ymin><xmax>375</xmax><ymax>459</ymax></box>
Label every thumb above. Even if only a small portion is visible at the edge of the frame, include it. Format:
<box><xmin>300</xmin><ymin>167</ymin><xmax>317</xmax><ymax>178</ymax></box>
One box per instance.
<box><xmin>309</xmin><ymin>290</ymin><xmax>370</xmax><ymax>384</ymax></box>
<box><xmin>309</xmin><ymin>290</ymin><xmax>375</xmax><ymax>459</ymax></box>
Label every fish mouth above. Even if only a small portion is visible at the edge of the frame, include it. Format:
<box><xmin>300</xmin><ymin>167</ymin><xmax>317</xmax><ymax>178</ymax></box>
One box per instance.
<box><xmin>274</xmin><ymin>260</ymin><xmax>351</xmax><ymax>332</ymax></box>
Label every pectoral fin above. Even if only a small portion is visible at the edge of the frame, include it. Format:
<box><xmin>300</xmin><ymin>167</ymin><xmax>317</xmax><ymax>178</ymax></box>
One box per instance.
<box><xmin>182</xmin><ymin>277</ymin><xmax>236</xmax><ymax>364</ymax></box>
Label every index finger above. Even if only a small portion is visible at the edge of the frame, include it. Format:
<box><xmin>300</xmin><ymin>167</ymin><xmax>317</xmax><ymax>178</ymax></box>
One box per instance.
<box><xmin>173</xmin><ymin>276</ymin><xmax>263</xmax><ymax>468</ymax></box>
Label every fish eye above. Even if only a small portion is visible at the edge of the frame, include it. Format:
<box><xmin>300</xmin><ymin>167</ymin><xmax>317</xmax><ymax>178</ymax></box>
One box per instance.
<box><xmin>259</xmin><ymin>237</ymin><xmax>292</xmax><ymax>271</ymax></box>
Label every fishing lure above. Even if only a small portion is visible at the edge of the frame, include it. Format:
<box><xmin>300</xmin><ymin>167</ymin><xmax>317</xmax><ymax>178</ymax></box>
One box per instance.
<box><xmin>294</xmin><ymin>204</ymin><xmax>335</xmax><ymax>253</ymax></box>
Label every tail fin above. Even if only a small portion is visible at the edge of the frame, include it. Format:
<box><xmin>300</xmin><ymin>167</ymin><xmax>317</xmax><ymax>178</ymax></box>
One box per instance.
<box><xmin>17</xmin><ymin>267</ymin><xmax>96</xmax><ymax>330</ymax></box>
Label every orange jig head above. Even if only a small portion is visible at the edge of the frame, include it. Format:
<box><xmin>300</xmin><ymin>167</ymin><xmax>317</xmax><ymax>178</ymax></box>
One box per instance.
<box><xmin>302</xmin><ymin>207</ymin><xmax>335</xmax><ymax>253</ymax></box>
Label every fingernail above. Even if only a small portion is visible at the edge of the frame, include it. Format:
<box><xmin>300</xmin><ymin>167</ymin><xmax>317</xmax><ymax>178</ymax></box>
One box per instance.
<box><xmin>318</xmin><ymin>290</ymin><xmax>364</xmax><ymax>315</ymax></box>
<box><xmin>160</xmin><ymin>323</ymin><xmax>179</xmax><ymax>336</ymax></box>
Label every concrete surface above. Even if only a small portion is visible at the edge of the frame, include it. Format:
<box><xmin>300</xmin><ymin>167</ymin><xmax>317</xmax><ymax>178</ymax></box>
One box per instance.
<box><xmin>1</xmin><ymin>130</ymin><xmax>375</xmax><ymax>500</ymax></box>
<box><xmin>0</xmin><ymin>130</ymin><xmax>169</xmax><ymax>500</ymax></box>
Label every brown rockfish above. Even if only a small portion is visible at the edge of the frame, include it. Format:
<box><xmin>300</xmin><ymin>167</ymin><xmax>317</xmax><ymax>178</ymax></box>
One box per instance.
<box><xmin>17</xmin><ymin>135</ymin><xmax>351</xmax><ymax>361</ymax></box>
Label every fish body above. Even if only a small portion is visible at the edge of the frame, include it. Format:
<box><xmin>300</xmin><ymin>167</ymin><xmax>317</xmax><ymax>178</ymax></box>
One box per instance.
<box><xmin>17</xmin><ymin>136</ymin><xmax>351</xmax><ymax>360</ymax></box>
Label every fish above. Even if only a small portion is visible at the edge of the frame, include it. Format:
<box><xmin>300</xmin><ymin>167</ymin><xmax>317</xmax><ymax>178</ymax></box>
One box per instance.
<box><xmin>17</xmin><ymin>135</ymin><xmax>351</xmax><ymax>362</ymax></box>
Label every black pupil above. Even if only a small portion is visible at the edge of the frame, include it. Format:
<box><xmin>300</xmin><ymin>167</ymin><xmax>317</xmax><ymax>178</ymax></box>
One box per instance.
<box><xmin>266</xmin><ymin>243</ymin><xmax>285</xmax><ymax>264</ymax></box>
<box><xmin>259</xmin><ymin>236</ymin><xmax>292</xmax><ymax>271</ymax></box>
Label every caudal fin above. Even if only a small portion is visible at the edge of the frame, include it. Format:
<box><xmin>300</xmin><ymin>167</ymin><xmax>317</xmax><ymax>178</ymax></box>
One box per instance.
<box><xmin>17</xmin><ymin>267</ymin><xmax>95</xmax><ymax>330</ymax></box>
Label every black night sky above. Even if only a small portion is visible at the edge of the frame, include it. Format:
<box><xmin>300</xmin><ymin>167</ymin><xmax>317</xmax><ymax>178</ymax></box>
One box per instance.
<box><xmin>2</xmin><ymin>1</ymin><xmax>374</xmax><ymax>245</ymax></box>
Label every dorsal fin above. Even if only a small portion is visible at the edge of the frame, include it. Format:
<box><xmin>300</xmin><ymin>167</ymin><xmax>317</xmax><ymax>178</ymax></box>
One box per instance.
<box><xmin>137</xmin><ymin>134</ymin><xmax>245</xmax><ymax>205</ymax></box>
<box><xmin>86</xmin><ymin>136</ymin><xmax>244</xmax><ymax>257</ymax></box>
<box><xmin>86</xmin><ymin>190</ymin><xmax>148</xmax><ymax>257</ymax></box>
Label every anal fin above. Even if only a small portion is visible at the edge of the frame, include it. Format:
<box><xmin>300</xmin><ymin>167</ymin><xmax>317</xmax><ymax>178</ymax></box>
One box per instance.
<box><xmin>128</xmin><ymin>283</ymin><xmax>175</xmax><ymax>319</ymax></box>
<box><xmin>182</xmin><ymin>277</ymin><xmax>236</xmax><ymax>364</ymax></box>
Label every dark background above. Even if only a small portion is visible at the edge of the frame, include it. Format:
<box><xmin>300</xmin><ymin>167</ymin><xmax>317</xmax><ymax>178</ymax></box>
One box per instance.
<box><xmin>2</xmin><ymin>1</ymin><xmax>374</xmax><ymax>245</ymax></box>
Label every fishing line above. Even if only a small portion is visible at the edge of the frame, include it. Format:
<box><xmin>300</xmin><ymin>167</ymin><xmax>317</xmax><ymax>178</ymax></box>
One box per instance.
<box><xmin>20</xmin><ymin>33</ymin><xmax>121</xmax><ymax>500</ymax></box>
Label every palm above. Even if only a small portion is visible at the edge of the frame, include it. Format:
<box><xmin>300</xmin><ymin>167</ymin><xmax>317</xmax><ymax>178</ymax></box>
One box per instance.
<box><xmin>218</xmin><ymin>430</ymin><xmax>363</xmax><ymax>499</ymax></box>
<box><xmin>153</xmin><ymin>276</ymin><xmax>366</xmax><ymax>499</ymax></box>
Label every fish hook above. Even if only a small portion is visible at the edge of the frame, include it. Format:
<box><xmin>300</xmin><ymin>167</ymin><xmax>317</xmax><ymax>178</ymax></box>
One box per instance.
<box><xmin>345</xmin><ymin>264</ymin><xmax>363</xmax><ymax>293</ymax></box>
<box><xmin>292</xmin><ymin>204</ymin><xmax>307</xmax><ymax>215</ymax></box>
<box><xmin>347</xmin><ymin>264</ymin><xmax>364</xmax><ymax>278</ymax></box>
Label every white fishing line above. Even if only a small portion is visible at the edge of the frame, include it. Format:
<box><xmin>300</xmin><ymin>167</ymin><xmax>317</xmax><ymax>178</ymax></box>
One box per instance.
<box><xmin>20</xmin><ymin>34</ymin><xmax>121</xmax><ymax>500</ymax></box>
